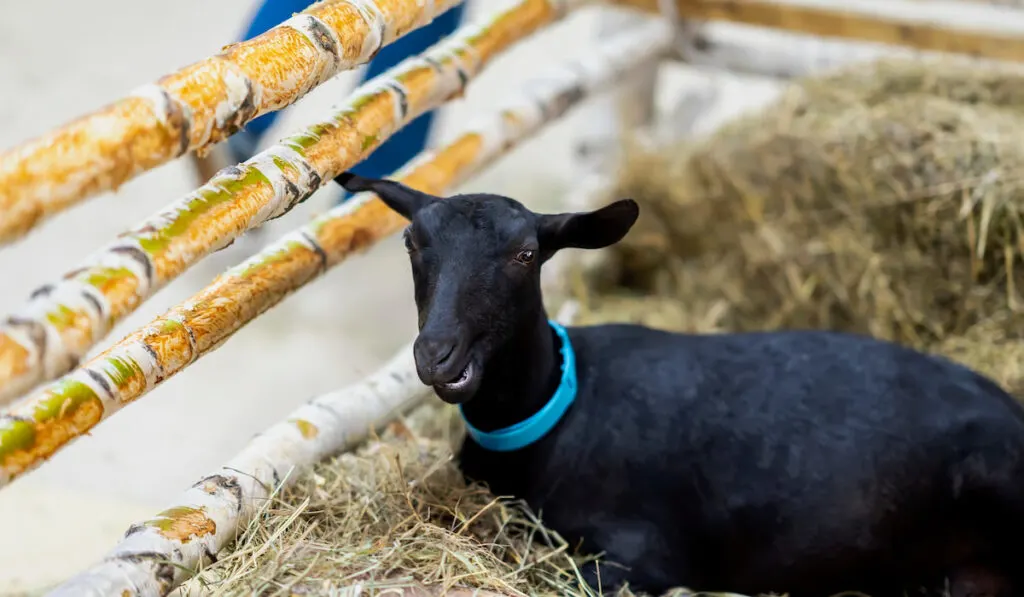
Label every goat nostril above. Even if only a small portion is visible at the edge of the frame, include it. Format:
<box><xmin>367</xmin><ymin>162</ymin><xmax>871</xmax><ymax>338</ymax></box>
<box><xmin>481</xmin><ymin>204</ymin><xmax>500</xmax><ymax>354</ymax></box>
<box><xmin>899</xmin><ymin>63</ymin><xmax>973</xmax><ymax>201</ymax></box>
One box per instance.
<box><xmin>414</xmin><ymin>336</ymin><xmax>459</xmax><ymax>374</ymax></box>
<box><xmin>436</xmin><ymin>342</ymin><xmax>456</xmax><ymax>366</ymax></box>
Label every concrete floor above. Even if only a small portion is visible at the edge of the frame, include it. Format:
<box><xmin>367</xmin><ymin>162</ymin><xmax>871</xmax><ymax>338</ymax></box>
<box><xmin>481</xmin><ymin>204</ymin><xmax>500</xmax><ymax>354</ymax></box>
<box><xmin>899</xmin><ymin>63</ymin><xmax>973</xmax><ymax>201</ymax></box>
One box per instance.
<box><xmin>0</xmin><ymin>1</ymin><xmax>783</xmax><ymax>593</ymax></box>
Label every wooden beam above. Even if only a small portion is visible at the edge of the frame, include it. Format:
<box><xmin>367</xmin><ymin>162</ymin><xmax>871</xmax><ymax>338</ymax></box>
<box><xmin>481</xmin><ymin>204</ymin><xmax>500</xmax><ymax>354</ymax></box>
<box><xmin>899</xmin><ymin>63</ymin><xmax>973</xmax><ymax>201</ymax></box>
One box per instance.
<box><xmin>0</xmin><ymin>19</ymin><xmax>671</xmax><ymax>496</ymax></box>
<box><xmin>617</xmin><ymin>0</ymin><xmax>1024</xmax><ymax>63</ymax></box>
<box><xmin>0</xmin><ymin>0</ymin><xmax>588</xmax><ymax>407</ymax></box>
<box><xmin>44</xmin><ymin>24</ymin><xmax>671</xmax><ymax>594</ymax></box>
<box><xmin>0</xmin><ymin>0</ymin><xmax>469</xmax><ymax>247</ymax></box>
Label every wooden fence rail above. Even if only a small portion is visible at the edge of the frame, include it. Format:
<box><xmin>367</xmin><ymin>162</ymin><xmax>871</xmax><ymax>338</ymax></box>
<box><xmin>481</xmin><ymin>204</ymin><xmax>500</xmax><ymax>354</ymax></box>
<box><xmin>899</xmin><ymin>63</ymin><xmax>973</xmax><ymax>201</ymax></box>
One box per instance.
<box><xmin>0</xmin><ymin>0</ymin><xmax>466</xmax><ymax>247</ymax></box>
<box><xmin>0</xmin><ymin>0</ymin><xmax>590</xmax><ymax>406</ymax></box>
<box><xmin>3</xmin><ymin>0</ymin><xmax>1023</xmax><ymax>249</ymax></box>
<box><xmin>0</xmin><ymin>7</ymin><xmax>668</xmax><ymax>493</ymax></box>
<box><xmin>43</xmin><ymin>20</ymin><xmax>671</xmax><ymax>596</ymax></box>
<box><xmin>618</xmin><ymin>0</ymin><xmax>1024</xmax><ymax>62</ymax></box>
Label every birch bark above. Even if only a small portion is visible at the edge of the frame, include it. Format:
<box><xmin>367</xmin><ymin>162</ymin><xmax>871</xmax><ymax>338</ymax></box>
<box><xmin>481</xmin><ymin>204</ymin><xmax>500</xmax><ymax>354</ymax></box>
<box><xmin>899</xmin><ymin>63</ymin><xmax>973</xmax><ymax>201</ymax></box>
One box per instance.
<box><xmin>0</xmin><ymin>0</ymin><xmax>468</xmax><ymax>247</ymax></box>
<box><xmin>0</xmin><ymin>0</ymin><xmax>590</xmax><ymax>405</ymax></box>
<box><xmin>40</xmin><ymin>22</ymin><xmax>672</xmax><ymax>595</ymax></box>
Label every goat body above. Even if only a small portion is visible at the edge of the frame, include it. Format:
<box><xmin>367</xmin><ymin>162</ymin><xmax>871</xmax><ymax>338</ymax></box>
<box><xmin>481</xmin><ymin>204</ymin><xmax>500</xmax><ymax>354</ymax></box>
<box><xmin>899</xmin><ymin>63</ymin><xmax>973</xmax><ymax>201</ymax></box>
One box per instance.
<box><xmin>460</xmin><ymin>324</ymin><xmax>1024</xmax><ymax>596</ymax></box>
<box><xmin>333</xmin><ymin>171</ymin><xmax>1024</xmax><ymax>597</ymax></box>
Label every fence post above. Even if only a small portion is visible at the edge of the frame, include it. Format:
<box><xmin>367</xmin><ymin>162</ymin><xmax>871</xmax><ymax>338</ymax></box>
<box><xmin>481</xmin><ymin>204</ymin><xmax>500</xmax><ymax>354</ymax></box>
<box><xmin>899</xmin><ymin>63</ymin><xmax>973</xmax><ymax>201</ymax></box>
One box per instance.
<box><xmin>544</xmin><ymin>6</ymin><xmax>661</xmax><ymax>315</ymax></box>
<box><xmin>572</xmin><ymin>6</ymin><xmax>659</xmax><ymax>201</ymax></box>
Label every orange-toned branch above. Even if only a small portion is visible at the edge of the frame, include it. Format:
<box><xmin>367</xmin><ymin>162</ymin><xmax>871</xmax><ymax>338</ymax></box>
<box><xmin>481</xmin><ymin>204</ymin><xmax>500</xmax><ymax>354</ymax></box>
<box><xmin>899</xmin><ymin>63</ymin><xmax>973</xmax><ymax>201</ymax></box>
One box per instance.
<box><xmin>0</xmin><ymin>13</ymin><xmax>669</xmax><ymax>502</ymax></box>
<box><xmin>0</xmin><ymin>0</ymin><xmax>588</xmax><ymax>406</ymax></box>
<box><xmin>43</xmin><ymin>23</ymin><xmax>670</xmax><ymax>594</ymax></box>
<box><xmin>0</xmin><ymin>0</ymin><xmax>466</xmax><ymax>247</ymax></box>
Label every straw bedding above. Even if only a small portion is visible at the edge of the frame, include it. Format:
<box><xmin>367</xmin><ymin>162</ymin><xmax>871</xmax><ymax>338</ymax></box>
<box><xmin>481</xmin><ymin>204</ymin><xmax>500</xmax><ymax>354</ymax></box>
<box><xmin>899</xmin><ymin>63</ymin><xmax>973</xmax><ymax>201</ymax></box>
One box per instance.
<box><xmin>575</xmin><ymin>57</ymin><xmax>1024</xmax><ymax>394</ymax></box>
<box><xmin>183</xmin><ymin>57</ymin><xmax>1024</xmax><ymax>597</ymax></box>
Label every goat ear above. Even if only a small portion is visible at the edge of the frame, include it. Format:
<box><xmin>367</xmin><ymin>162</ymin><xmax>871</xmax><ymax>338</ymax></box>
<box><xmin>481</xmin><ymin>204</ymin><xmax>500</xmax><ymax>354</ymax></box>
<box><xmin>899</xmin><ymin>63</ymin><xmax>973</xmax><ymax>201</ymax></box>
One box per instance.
<box><xmin>334</xmin><ymin>172</ymin><xmax>438</xmax><ymax>220</ymax></box>
<box><xmin>538</xmin><ymin>199</ymin><xmax>639</xmax><ymax>256</ymax></box>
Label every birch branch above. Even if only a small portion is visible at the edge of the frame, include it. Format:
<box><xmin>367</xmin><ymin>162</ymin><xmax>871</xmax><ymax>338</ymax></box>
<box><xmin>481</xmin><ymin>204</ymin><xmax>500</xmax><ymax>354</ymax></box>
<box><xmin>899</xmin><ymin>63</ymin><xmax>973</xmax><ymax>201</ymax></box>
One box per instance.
<box><xmin>45</xmin><ymin>23</ymin><xmax>673</xmax><ymax>594</ymax></box>
<box><xmin>675</xmin><ymin>19</ymin><xmax>908</xmax><ymax>81</ymax></box>
<box><xmin>0</xmin><ymin>20</ymin><xmax>673</xmax><ymax>492</ymax></box>
<box><xmin>0</xmin><ymin>0</ymin><xmax>469</xmax><ymax>247</ymax></box>
<box><xmin>949</xmin><ymin>0</ymin><xmax>1024</xmax><ymax>8</ymax></box>
<box><xmin>616</xmin><ymin>0</ymin><xmax>1024</xmax><ymax>64</ymax></box>
<box><xmin>674</xmin><ymin>18</ymin><xmax>1024</xmax><ymax>82</ymax></box>
<box><xmin>0</xmin><ymin>0</ymin><xmax>589</xmax><ymax>405</ymax></box>
<box><xmin>46</xmin><ymin>340</ymin><xmax>429</xmax><ymax>597</ymax></box>
<box><xmin>542</xmin><ymin>7</ymin><xmax>659</xmax><ymax>310</ymax></box>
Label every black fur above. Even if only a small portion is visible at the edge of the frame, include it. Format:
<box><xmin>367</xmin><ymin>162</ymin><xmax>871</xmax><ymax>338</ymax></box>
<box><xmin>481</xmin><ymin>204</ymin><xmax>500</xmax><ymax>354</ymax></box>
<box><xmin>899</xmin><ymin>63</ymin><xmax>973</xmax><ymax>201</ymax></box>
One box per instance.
<box><xmin>337</xmin><ymin>172</ymin><xmax>1024</xmax><ymax>597</ymax></box>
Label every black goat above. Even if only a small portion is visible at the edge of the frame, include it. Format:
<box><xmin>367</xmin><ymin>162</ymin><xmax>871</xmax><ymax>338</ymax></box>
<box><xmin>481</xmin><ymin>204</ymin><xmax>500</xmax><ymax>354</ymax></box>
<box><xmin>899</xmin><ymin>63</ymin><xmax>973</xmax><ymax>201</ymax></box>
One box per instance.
<box><xmin>335</xmin><ymin>171</ymin><xmax>1024</xmax><ymax>597</ymax></box>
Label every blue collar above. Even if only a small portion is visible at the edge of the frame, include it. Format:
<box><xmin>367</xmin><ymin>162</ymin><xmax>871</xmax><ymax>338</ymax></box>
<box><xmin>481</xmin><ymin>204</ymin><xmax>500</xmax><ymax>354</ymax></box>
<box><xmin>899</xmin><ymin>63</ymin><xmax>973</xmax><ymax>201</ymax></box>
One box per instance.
<box><xmin>459</xmin><ymin>320</ymin><xmax>578</xmax><ymax>452</ymax></box>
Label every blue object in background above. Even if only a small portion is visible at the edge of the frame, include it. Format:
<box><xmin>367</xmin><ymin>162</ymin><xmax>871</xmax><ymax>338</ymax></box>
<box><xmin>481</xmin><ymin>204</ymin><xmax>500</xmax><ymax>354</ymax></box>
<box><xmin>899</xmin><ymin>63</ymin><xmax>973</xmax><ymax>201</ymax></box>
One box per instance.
<box><xmin>228</xmin><ymin>0</ymin><xmax>468</xmax><ymax>203</ymax></box>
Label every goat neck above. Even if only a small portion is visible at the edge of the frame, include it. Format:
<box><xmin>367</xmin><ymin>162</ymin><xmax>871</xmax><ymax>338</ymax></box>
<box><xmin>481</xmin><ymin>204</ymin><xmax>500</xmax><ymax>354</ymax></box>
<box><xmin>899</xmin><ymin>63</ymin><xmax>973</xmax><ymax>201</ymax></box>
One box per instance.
<box><xmin>459</xmin><ymin>308</ymin><xmax>563</xmax><ymax>433</ymax></box>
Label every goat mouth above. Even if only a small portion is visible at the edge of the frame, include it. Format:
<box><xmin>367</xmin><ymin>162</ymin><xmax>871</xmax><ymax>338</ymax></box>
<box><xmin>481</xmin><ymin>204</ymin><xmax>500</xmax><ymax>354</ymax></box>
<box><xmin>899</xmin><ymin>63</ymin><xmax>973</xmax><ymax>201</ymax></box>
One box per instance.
<box><xmin>435</xmin><ymin>360</ymin><xmax>475</xmax><ymax>393</ymax></box>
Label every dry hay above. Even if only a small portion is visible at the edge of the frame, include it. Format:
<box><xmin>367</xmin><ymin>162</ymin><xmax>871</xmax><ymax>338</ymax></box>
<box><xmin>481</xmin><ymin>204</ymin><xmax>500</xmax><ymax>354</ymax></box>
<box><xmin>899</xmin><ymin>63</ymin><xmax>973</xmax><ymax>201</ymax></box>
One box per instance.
<box><xmin>576</xmin><ymin>56</ymin><xmax>1024</xmax><ymax>395</ymax></box>
<box><xmin>183</xmin><ymin>56</ymin><xmax>1024</xmax><ymax>597</ymax></box>
<box><xmin>180</xmin><ymin>402</ymin><xmax>706</xmax><ymax>597</ymax></box>
<box><xmin>179</xmin><ymin>402</ymin><xmax>573</xmax><ymax>596</ymax></box>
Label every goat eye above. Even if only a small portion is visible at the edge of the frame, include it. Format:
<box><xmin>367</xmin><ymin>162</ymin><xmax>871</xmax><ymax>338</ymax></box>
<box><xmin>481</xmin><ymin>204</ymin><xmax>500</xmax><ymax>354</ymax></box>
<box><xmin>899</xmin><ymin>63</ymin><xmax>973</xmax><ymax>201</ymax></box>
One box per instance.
<box><xmin>514</xmin><ymin>250</ymin><xmax>535</xmax><ymax>265</ymax></box>
<box><xmin>403</xmin><ymin>232</ymin><xmax>416</xmax><ymax>253</ymax></box>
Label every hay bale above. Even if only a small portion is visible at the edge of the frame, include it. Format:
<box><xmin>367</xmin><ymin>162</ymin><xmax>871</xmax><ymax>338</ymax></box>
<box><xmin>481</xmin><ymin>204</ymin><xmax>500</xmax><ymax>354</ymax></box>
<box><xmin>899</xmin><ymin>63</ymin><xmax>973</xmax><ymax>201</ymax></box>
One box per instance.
<box><xmin>587</xmin><ymin>57</ymin><xmax>1024</xmax><ymax>374</ymax></box>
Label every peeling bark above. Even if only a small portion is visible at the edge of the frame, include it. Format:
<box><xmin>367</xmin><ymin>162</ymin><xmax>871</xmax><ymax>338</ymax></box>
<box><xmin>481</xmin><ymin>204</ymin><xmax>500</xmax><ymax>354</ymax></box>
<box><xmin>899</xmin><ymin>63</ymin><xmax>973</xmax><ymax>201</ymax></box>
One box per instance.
<box><xmin>0</xmin><ymin>0</ymin><xmax>592</xmax><ymax>406</ymax></box>
<box><xmin>0</xmin><ymin>0</ymin><xmax>472</xmax><ymax>247</ymax></box>
<box><xmin>40</xmin><ymin>21</ymin><xmax>672</xmax><ymax>596</ymax></box>
<box><xmin>46</xmin><ymin>342</ymin><xmax>429</xmax><ymax>597</ymax></box>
